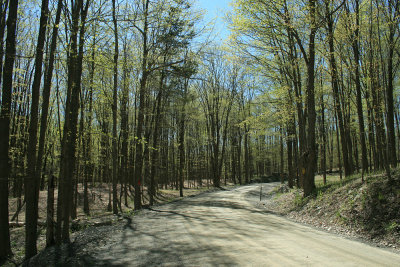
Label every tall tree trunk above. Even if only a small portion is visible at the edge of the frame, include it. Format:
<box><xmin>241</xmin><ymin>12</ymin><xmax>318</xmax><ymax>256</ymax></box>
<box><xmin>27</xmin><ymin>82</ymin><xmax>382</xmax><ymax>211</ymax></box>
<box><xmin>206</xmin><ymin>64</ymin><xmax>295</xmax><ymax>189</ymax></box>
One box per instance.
<box><xmin>134</xmin><ymin>0</ymin><xmax>150</xmax><ymax>210</ymax></box>
<box><xmin>373</xmin><ymin>5</ymin><xmax>392</xmax><ymax>178</ymax></box>
<box><xmin>0</xmin><ymin>0</ymin><xmax>9</xmax><ymax>88</ymax></box>
<box><xmin>335</xmin><ymin>109</ymin><xmax>343</xmax><ymax>180</ymax></box>
<box><xmin>83</xmin><ymin>30</ymin><xmax>96</xmax><ymax>215</ymax></box>
<box><xmin>149</xmin><ymin>72</ymin><xmax>165</xmax><ymax>205</ymax></box>
<box><xmin>111</xmin><ymin>0</ymin><xmax>119</xmax><ymax>215</ymax></box>
<box><xmin>25</xmin><ymin>0</ymin><xmax>49</xmax><ymax>258</ymax></box>
<box><xmin>396</xmin><ymin>108</ymin><xmax>400</xmax><ymax>161</ymax></box>
<box><xmin>56</xmin><ymin>0</ymin><xmax>89</xmax><ymax>244</ymax></box>
<box><xmin>287</xmin><ymin>115</ymin><xmax>295</xmax><ymax>188</ymax></box>
<box><xmin>387</xmin><ymin>26</ymin><xmax>397</xmax><ymax>166</ymax></box>
<box><xmin>283</xmin><ymin>1</ymin><xmax>306</xmax><ymax>187</ymax></box>
<box><xmin>179</xmin><ymin>106</ymin><xmax>185</xmax><ymax>197</ymax></box>
<box><xmin>218</xmin><ymin>95</ymin><xmax>233</xmax><ymax>185</ymax></box>
<box><xmin>366</xmin><ymin>68</ymin><xmax>377</xmax><ymax>170</ymax></box>
<box><xmin>303</xmin><ymin>0</ymin><xmax>317</xmax><ymax>197</ymax></box>
<box><xmin>372</xmin><ymin>68</ymin><xmax>392</xmax><ymax>178</ymax></box>
<box><xmin>0</xmin><ymin>0</ymin><xmax>18</xmax><ymax>261</ymax></box>
<box><xmin>120</xmin><ymin>41</ymin><xmax>129</xmax><ymax>207</ymax></box>
<box><xmin>351</xmin><ymin>0</ymin><xmax>369</xmax><ymax>173</ymax></box>
<box><xmin>320</xmin><ymin>94</ymin><xmax>327</xmax><ymax>185</ymax></box>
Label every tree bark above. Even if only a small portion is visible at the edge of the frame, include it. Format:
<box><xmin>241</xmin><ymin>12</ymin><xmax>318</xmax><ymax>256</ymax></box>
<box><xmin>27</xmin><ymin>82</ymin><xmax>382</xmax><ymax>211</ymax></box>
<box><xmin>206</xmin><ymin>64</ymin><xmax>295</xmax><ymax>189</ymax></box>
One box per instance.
<box><xmin>350</xmin><ymin>0</ymin><xmax>369</xmax><ymax>173</ymax></box>
<box><xmin>25</xmin><ymin>0</ymin><xmax>49</xmax><ymax>258</ymax></box>
<box><xmin>83</xmin><ymin>30</ymin><xmax>96</xmax><ymax>215</ymax></box>
<box><xmin>0</xmin><ymin>0</ymin><xmax>9</xmax><ymax>88</ymax></box>
<box><xmin>134</xmin><ymin>0</ymin><xmax>150</xmax><ymax>210</ymax></box>
<box><xmin>287</xmin><ymin>114</ymin><xmax>295</xmax><ymax>188</ymax></box>
<box><xmin>0</xmin><ymin>0</ymin><xmax>18</xmax><ymax>261</ymax></box>
<box><xmin>386</xmin><ymin>24</ymin><xmax>397</xmax><ymax>166</ymax></box>
<box><xmin>120</xmin><ymin>41</ymin><xmax>129</xmax><ymax>207</ymax></box>
<box><xmin>179</xmin><ymin>103</ymin><xmax>185</xmax><ymax>197</ymax></box>
<box><xmin>111</xmin><ymin>0</ymin><xmax>119</xmax><ymax>215</ymax></box>
<box><xmin>149</xmin><ymin>72</ymin><xmax>165</xmax><ymax>205</ymax></box>
<box><xmin>46</xmin><ymin>175</ymin><xmax>55</xmax><ymax>247</ymax></box>
<box><xmin>320</xmin><ymin>93</ymin><xmax>327</xmax><ymax>185</ymax></box>
<box><xmin>303</xmin><ymin>0</ymin><xmax>317</xmax><ymax>197</ymax></box>
<box><xmin>244</xmin><ymin>127</ymin><xmax>250</xmax><ymax>184</ymax></box>
<box><xmin>280</xmin><ymin>126</ymin><xmax>284</xmax><ymax>183</ymax></box>
<box><xmin>56</xmin><ymin>0</ymin><xmax>89</xmax><ymax>244</ymax></box>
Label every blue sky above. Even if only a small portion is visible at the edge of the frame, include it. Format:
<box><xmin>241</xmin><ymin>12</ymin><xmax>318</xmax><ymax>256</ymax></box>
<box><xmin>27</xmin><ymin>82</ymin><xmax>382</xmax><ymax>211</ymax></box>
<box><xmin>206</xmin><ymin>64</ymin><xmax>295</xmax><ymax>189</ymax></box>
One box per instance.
<box><xmin>195</xmin><ymin>0</ymin><xmax>232</xmax><ymax>41</ymax></box>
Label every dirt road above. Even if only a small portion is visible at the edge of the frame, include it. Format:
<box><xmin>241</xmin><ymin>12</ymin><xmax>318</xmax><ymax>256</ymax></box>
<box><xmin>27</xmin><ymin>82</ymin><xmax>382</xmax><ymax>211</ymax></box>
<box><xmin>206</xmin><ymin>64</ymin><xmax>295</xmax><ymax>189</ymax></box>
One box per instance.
<box><xmin>29</xmin><ymin>183</ymin><xmax>400</xmax><ymax>266</ymax></box>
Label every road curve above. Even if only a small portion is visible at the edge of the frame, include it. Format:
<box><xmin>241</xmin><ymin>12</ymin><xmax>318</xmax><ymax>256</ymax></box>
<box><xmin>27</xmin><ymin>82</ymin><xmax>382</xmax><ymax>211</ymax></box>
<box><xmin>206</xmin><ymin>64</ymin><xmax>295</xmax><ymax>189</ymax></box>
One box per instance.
<box><xmin>41</xmin><ymin>183</ymin><xmax>400</xmax><ymax>266</ymax></box>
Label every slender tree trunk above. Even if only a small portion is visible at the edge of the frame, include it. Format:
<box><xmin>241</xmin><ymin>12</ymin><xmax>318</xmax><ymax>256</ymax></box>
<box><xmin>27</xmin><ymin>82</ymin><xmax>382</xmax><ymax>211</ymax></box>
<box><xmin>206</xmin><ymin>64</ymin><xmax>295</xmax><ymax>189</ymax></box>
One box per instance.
<box><xmin>0</xmin><ymin>0</ymin><xmax>9</xmax><ymax>88</ymax></box>
<box><xmin>120</xmin><ymin>41</ymin><xmax>129</xmax><ymax>207</ymax></box>
<box><xmin>46</xmin><ymin>175</ymin><xmax>55</xmax><ymax>247</ymax></box>
<box><xmin>237</xmin><ymin>133</ymin><xmax>242</xmax><ymax>185</ymax></box>
<box><xmin>210</xmin><ymin>111</ymin><xmax>221</xmax><ymax>188</ymax></box>
<box><xmin>25</xmin><ymin>0</ymin><xmax>49</xmax><ymax>258</ymax></box>
<box><xmin>303</xmin><ymin>0</ymin><xmax>317</xmax><ymax>197</ymax></box>
<box><xmin>287</xmin><ymin>115</ymin><xmax>295</xmax><ymax>188</ymax></box>
<box><xmin>57</xmin><ymin>0</ymin><xmax>89</xmax><ymax>244</ymax></box>
<box><xmin>366</xmin><ymin>67</ymin><xmax>377</xmax><ymax>171</ymax></box>
<box><xmin>387</xmin><ymin>27</ymin><xmax>397</xmax><ymax>167</ymax></box>
<box><xmin>350</xmin><ymin>0</ymin><xmax>369</xmax><ymax>173</ymax></box>
<box><xmin>372</xmin><ymin>67</ymin><xmax>392</xmax><ymax>179</ymax></box>
<box><xmin>134</xmin><ymin>0</ymin><xmax>150</xmax><ymax>210</ymax></box>
<box><xmin>111</xmin><ymin>0</ymin><xmax>119</xmax><ymax>215</ymax></box>
<box><xmin>231</xmin><ymin>132</ymin><xmax>237</xmax><ymax>184</ymax></box>
<box><xmin>83</xmin><ymin>31</ymin><xmax>96</xmax><ymax>215</ymax></box>
<box><xmin>280</xmin><ymin>126</ymin><xmax>284</xmax><ymax>183</ymax></box>
<box><xmin>244</xmin><ymin>127</ymin><xmax>250</xmax><ymax>184</ymax></box>
<box><xmin>179</xmin><ymin>106</ymin><xmax>185</xmax><ymax>197</ymax></box>
<box><xmin>149</xmin><ymin>72</ymin><xmax>165</xmax><ymax>205</ymax></box>
<box><xmin>0</xmin><ymin>0</ymin><xmax>18</xmax><ymax>261</ymax></box>
<box><xmin>396</xmin><ymin>108</ymin><xmax>400</xmax><ymax>161</ymax></box>
<box><xmin>335</xmin><ymin>109</ymin><xmax>343</xmax><ymax>180</ymax></box>
<box><xmin>353</xmin><ymin>132</ymin><xmax>359</xmax><ymax>172</ymax></box>
<box><xmin>320</xmin><ymin>94</ymin><xmax>327</xmax><ymax>185</ymax></box>
<box><xmin>284</xmin><ymin>10</ymin><xmax>306</xmax><ymax>187</ymax></box>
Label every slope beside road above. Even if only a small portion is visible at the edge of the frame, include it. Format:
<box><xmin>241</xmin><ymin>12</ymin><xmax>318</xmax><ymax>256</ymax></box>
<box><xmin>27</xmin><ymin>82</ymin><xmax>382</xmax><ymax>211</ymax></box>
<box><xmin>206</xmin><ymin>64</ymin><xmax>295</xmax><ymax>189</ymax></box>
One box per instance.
<box><xmin>26</xmin><ymin>183</ymin><xmax>400</xmax><ymax>266</ymax></box>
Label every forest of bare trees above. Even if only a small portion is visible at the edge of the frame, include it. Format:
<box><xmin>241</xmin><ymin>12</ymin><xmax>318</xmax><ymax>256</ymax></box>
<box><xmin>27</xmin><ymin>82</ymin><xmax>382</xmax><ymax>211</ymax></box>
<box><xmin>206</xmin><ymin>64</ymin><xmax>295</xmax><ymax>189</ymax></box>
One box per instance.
<box><xmin>1</xmin><ymin>0</ymin><xmax>400</xmax><ymax>263</ymax></box>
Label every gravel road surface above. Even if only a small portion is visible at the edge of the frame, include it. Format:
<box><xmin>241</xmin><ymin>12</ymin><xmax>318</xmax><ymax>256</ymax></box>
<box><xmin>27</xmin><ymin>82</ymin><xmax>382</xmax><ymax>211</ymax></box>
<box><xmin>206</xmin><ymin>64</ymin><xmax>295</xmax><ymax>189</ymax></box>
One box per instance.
<box><xmin>27</xmin><ymin>183</ymin><xmax>400</xmax><ymax>266</ymax></box>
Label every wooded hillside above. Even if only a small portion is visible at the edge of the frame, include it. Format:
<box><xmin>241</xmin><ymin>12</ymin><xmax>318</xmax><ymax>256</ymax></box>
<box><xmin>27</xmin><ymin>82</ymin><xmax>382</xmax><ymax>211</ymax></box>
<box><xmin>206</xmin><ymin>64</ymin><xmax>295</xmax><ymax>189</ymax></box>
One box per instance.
<box><xmin>1</xmin><ymin>0</ymin><xmax>400</xmax><ymax>263</ymax></box>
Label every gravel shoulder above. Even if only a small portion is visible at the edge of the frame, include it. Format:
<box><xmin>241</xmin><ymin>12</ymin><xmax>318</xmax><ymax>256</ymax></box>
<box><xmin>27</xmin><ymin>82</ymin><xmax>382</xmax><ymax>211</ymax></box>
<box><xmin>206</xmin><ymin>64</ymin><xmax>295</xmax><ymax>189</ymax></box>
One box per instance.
<box><xmin>25</xmin><ymin>183</ymin><xmax>400</xmax><ymax>266</ymax></box>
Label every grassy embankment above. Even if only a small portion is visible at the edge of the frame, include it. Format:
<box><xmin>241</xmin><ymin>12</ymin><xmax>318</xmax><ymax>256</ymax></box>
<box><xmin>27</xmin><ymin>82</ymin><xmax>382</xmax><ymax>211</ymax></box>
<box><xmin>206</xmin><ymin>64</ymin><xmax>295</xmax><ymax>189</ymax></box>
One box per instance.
<box><xmin>270</xmin><ymin>169</ymin><xmax>400</xmax><ymax>248</ymax></box>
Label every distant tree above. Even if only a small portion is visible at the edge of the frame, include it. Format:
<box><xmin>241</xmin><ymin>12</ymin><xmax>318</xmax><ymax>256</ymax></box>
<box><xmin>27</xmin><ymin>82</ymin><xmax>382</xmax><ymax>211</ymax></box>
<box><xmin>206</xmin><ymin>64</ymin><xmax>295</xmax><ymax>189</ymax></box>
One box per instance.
<box><xmin>197</xmin><ymin>50</ymin><xmax>236</xmax><ymax>187</ymax></box>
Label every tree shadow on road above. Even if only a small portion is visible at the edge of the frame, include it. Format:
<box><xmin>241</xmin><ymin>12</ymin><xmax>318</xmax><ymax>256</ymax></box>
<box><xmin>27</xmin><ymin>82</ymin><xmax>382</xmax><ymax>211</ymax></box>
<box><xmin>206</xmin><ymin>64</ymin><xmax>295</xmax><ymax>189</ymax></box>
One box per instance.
<box><xmin>26</xmin><ymin>186</ymin><xmax>285</xmax><ymax>266</ymax></box>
